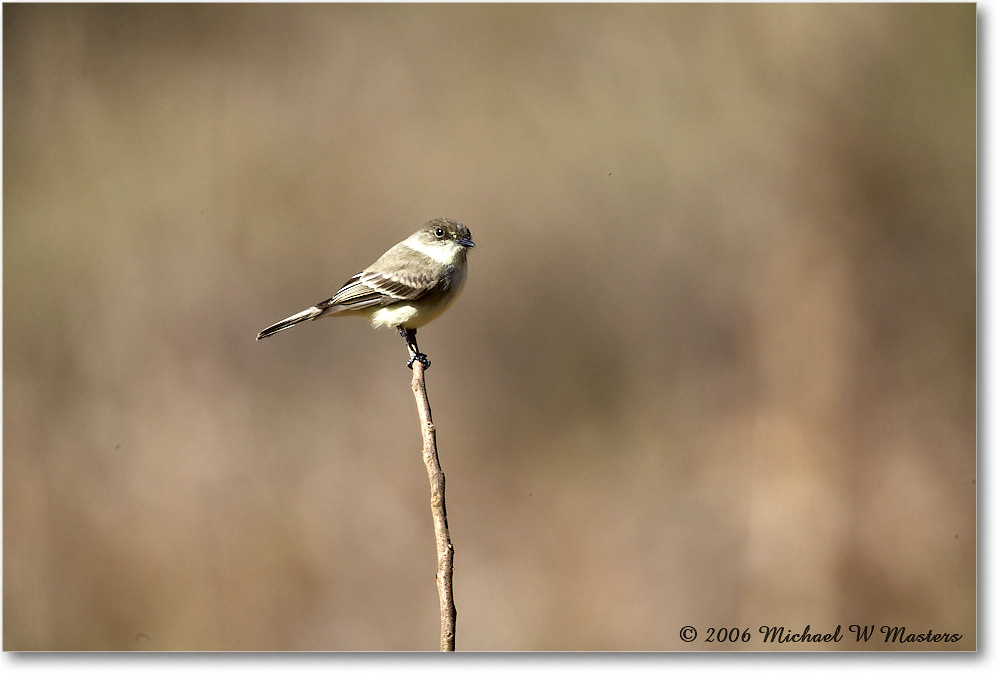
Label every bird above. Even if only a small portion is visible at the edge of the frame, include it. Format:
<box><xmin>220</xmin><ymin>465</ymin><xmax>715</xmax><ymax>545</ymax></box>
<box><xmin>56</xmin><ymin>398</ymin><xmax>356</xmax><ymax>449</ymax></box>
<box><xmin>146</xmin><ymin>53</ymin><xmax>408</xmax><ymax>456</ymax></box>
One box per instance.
<box><xmin>256</xmin><ymin>217</ymin><xmax>475</xmax><ymax>368</ymax></box>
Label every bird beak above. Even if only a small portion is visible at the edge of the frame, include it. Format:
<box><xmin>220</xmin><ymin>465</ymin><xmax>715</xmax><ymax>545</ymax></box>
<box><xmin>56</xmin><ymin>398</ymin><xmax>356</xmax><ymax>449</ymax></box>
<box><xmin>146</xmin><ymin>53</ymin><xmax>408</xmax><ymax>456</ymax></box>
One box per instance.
<box><xmin>457</xmin><ymin>237</ymin><xmax>475</xmax><ymax>248</ymax></box>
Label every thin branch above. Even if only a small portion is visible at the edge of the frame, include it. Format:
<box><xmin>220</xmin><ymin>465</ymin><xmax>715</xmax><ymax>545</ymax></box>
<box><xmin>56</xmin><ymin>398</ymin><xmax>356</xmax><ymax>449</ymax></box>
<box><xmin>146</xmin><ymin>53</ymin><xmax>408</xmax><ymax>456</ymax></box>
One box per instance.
<box><xmin>409</xmin><ymin>359</ymin><xmax>457</xmax><ymax>651</ymax></box>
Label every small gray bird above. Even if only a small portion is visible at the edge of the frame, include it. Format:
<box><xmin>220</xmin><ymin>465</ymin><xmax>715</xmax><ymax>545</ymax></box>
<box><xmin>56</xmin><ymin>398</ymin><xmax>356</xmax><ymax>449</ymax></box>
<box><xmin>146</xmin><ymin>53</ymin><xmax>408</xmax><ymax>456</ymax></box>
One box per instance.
<box><xmin>256</xmin><ymin>218</ymin><xmax>475</xmax><ymax>368</ymax></box>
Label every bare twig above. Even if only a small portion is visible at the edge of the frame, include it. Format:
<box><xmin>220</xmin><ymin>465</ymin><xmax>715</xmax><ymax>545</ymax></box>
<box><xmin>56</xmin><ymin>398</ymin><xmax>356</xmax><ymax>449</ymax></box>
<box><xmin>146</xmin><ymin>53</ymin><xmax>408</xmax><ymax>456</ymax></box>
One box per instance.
<box><xmin>409</xmin><ymin>359</ymin><xmax>457</xmax><ymax>651</ymax></box>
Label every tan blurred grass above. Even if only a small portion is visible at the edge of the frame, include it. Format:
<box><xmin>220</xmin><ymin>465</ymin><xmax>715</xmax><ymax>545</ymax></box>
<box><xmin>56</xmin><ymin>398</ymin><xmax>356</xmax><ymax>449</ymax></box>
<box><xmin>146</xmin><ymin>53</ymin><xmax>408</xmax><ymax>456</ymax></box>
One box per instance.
<box><xmin>3</xmin><ymin>3</ymin><xmax>975</xmax><ymax>650</ymax></box>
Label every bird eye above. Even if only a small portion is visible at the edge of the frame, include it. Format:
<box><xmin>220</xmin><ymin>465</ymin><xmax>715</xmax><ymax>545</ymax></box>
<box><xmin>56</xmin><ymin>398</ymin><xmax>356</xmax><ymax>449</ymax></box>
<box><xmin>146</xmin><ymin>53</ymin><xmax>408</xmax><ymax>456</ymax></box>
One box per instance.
<box><xmin>434</xmin><ymin>227</ymin><xmax>445</xmax><ymax>238</ymax></box>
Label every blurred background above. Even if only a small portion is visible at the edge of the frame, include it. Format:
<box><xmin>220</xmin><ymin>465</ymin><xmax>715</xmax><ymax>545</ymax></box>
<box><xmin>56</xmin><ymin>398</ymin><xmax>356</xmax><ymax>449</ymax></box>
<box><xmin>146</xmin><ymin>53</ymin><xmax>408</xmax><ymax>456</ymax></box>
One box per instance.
<box><xmin>3</xmin><ymin>3</ymin><xmax>975</xmax><ymax>651</ymax></box>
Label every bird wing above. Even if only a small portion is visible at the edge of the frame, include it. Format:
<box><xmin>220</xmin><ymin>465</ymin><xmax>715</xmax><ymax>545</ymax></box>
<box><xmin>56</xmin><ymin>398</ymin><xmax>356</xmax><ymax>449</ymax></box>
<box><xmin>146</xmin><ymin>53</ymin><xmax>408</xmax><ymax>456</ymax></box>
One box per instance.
<box><xmin>316</xmin><ymin>268</ymin><xmax>437</xmax><ymax>314</ymax></box>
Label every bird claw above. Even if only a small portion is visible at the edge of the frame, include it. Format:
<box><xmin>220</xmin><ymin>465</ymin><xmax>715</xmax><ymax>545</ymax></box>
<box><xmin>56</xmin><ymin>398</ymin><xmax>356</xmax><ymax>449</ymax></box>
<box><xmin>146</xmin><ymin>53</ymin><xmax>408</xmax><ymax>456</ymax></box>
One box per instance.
<box><xmin>406</xmin><ymin>352</ymin><xmax>431</xmax><ymax>369</ymax></box>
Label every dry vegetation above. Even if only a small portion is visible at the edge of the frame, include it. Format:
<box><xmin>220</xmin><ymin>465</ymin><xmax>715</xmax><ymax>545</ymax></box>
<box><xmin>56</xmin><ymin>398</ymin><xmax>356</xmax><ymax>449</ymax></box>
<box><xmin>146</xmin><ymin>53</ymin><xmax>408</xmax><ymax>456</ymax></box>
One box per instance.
<box><xmin>3</xmin><ymin>4</ymin><xmax>975</xmax><ymax>650</ymax></box>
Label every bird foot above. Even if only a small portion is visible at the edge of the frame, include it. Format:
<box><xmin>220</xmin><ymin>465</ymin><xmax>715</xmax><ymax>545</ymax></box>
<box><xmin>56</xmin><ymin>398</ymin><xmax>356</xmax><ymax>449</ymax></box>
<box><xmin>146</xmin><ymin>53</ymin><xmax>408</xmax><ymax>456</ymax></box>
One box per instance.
<box><xmin>407</xmin><ymin>352</ymin><xmax>431</xmax><ymax>369</ymax></box>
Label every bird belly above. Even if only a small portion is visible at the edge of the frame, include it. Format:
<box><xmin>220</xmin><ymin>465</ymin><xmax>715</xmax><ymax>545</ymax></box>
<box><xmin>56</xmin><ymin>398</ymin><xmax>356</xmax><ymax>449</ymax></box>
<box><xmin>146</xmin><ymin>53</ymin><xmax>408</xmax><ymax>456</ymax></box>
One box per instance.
<box><xmin>368</xmin><ymin>264</ymin><xmax>467</xmax><ymax>330</ymax></box>
<box><xmin>369</xmin><ymin>304</ymin><xmax>422</xmax><ymax>329</ymax></box>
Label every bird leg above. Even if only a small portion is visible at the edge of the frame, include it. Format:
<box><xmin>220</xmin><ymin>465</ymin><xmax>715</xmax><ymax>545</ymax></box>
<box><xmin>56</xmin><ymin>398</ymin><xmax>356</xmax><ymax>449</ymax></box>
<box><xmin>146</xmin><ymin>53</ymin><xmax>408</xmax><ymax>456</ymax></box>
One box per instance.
<box><xmin>397</xmin><ymin>326</ymin><xmax>431</xmax><ymax>369</ymax></box>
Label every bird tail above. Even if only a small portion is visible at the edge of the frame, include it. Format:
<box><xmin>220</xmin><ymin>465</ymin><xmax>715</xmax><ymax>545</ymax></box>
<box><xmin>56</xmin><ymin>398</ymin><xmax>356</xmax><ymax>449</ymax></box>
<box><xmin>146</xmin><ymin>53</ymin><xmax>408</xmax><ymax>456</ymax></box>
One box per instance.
<box><xmin>256</xmin><ymin>306</ymin><xmax>323</xmax><ymax>340</ymax></box>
